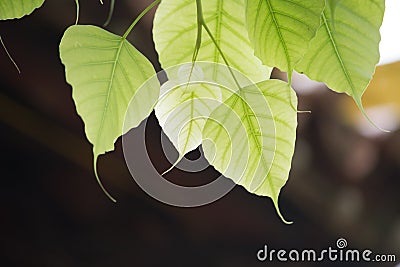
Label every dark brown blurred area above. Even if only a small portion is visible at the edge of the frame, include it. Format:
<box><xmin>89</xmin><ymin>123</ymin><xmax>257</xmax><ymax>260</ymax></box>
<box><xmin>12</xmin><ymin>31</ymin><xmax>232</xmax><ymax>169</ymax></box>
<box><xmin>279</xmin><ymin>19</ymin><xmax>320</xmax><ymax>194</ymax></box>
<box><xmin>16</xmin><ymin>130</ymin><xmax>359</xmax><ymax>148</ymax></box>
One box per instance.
<box><xmin>0</xmin><ymin>1</ymin><xmax>399</xmax><ymax>266</ymax></box>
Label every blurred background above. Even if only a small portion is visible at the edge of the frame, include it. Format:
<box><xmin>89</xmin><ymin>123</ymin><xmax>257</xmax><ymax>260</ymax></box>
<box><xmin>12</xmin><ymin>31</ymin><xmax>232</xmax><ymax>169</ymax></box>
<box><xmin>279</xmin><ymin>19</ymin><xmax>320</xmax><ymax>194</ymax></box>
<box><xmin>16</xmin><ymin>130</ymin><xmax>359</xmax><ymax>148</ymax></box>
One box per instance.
<box><xmin>0</xmin><ymin>1</ymin><xmax>399</xmax><ymax>266</ymax></box>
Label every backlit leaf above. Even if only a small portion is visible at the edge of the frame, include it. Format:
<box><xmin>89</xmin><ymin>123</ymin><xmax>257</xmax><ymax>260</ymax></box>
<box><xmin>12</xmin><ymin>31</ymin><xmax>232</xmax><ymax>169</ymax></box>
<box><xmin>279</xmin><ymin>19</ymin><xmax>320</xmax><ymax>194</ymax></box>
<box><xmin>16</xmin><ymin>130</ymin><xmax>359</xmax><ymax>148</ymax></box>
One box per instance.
<box><xmin>246</xmin><ymin>0</ymin><xmax>324</xmax><ymax>77</ymax></box>
<box><xmin>153</xmin><ymin>0</ymin><xmax>271</xmax><ymax>82</ymax></box>
<box><xmin>0</xmin><ymin>0</ymin><xmax>45</xmax><ymax>20</ymax></box>
<box><xmin>155</xmin><ymin>64</ymin><xmax>222</xmax><ymax>159</ymax></box>
<box><xmin>296</xmin><ymin>0</ymin><xmax>385</xmax><ymax>116</ymax></box>
<box><xmin>60</xmin><ymin>25</ymin><xmax>159</xmax><ymax>199</ymax></box>
<box><xmin>202</xmin><ymin>80</ymin><xmax>297</xmax><ymax>222</ymax></box>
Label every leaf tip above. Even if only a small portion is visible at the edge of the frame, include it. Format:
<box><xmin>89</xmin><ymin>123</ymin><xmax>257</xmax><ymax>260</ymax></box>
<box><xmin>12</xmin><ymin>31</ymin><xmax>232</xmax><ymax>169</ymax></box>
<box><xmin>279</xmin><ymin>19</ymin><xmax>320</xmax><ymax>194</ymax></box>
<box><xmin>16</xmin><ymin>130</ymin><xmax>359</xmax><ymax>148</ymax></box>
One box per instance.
<box><xmin>93</xmin><ymin>156</ymin><xmax>117</xmax><ymax>203</ymax></box>
<box><xmin>161</xmin><ymin>154</ymin><xmax>184</xmax><ymax>176</ymax></box>
<box><xmin>0</xmin><ymin>35</ymin><xmax>21</xmax><ymax>74</ymax></box>
<box><xmin>354</xmin><ymin>96</ymin><xmax>390</xmax><ymax>133</ymax></box>
<box><xmin>161</xmin><ymin>166</ymin><xmax>174</xmax><ymax>176</ymax></box>
<box><xmin>272</xmin><ymin>196</ymin><xmax>293</xmax><ymax>225</ymax></box>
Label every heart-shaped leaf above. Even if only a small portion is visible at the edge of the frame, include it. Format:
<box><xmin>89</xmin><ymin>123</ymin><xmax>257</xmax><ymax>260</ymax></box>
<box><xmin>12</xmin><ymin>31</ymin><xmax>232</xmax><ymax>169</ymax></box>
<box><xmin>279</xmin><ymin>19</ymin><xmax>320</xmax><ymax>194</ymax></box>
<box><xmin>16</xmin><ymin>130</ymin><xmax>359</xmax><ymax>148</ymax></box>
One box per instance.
<box><xmin>202</xmin><ymin>80</ymin><xmax>297</xmax><ymax>222</ymax></box>
<box><xmin>60</xmin><ymin>25</ymin><xmax>159</xmax><ymax>200</ymax></box>
<box><xmin>296</xmin><ymin>0</ymin><xmax>385</xmax><ymax>118</ymax></box>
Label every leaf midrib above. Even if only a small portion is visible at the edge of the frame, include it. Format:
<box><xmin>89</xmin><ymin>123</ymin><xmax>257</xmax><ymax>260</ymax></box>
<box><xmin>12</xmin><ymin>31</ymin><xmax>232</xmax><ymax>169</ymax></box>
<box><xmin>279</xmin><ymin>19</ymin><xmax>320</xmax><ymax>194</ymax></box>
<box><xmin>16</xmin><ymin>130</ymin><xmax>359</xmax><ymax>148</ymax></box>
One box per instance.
<box><xmin>211</xmin><ymin>0</ymin><xmax>224</xmax><ymax>79</ymax></box>
<box><xmin>321</xmin><ymin>10</ymin><xmax>356</xmax><ymax>97</ymax></box>
<box><xmin>265</xmin><ymin>0</ymin><xmax>291</xmax><ymax>71</ymax></box>
<box><xmin>181</xmin><ymin>91</ymin><xmax>196</xmax><ymax>154</ymax></box>
<box><xmin>95</xmin><ymin>37</ymin><xmax>125</xmax><ymax>153</ymax></box>
<box><xmin>239</xmin><ymin>91</ymin><xmax>276</xmax><ymax>195</ymax></box>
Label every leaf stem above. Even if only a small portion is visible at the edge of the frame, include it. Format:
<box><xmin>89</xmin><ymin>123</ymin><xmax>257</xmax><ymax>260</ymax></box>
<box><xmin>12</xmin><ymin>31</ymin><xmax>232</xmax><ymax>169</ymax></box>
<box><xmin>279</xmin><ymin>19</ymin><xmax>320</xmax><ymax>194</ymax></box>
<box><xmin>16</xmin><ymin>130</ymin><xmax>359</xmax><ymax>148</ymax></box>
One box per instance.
<box><xmin>192</xmin><ymin>0</ymin><xmax>203</xmax><ymax>62</ymax></box>
<box><xmin>195</xmin><ymin>0</ymin><xmax>242</xmax><ymax>90</ymax></box>
<box><xmin>103</xmin><ymin>0</ymin><xmax>115</xmax><ymax>27</ymax></box>
<box><xmin>202</xmin><ymin>22</ymin><xmax>242</xmax><ymax>89</ymax></box>
<box><xmin>122</xmin><ymin>0</ymin><xmax>161</xmax><ymax>40</ymax></box>
<box><xmin>180</xmin><ymin>0</ymin><xmax>204</xmax><ymax>95</ymax></box>
<box><xmin>178</xmin><ymin>0</ymin><xmax>204</xmax><ymax>97</ymax></box>
<box><xmin>74</xmin><ymin>0</ymin><xmax>79</xmax><ymax>25</ymax></box>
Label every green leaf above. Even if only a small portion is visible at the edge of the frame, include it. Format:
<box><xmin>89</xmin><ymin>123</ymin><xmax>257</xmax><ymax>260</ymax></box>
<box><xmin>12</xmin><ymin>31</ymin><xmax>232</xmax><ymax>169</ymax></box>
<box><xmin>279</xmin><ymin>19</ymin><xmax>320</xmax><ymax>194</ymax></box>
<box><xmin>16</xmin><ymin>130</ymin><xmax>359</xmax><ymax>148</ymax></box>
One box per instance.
<box><xmin>296</xmin><ymin>0</ymin><xmax>385</xmax><ymax>117</ymax></box>
<box><xmin>0</xmin><ymin>0</ymin><xmax>45</xmax><ymax>20</ymax></box>
<box><xmin>59</xmin><ymin>25</ymin><xmax>159</xmax><ymax>200</ymax></box>
<box><xmin>245</xmin><ymin>0</ymin><xmax>325</xmax><ymax>78</ymax></box>
<box><xmin>155</xmin><ymin>64</ymin><xmax>222</xmax><ymax>159</ymax></box>
<box><xmin>202</xmin><ymin>80</ymin><xmax>297</xmax><ymax>222</ymax></box>
<box><xmin>328</xmin><ymin>0</ymin><xmax>342</xmax><ymax>20</ymax></box>
<box><xmin>153</xmin><ymin>0</ymin><xmax>271</xmax><ymax>82</ymax></box>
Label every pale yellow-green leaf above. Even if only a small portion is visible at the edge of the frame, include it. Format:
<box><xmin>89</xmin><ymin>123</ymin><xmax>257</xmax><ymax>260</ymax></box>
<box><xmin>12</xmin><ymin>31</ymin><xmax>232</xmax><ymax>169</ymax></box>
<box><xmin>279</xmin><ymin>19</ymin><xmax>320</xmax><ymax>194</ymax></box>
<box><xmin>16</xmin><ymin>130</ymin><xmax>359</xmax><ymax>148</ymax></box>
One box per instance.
<box><xmin>202</xmin><ymin>80</ymin><xmax>297</xmax><ymax>222</ymax></box>
<box><xmin>155</xmin><ymin>65</ymin><xmax>222</xmax><ymax>157</ymax></box>
<box><xmin>59</xmin><ymin>25</ymin><xmax>159</xmax><ymax>199</ymax></box>
<box><xmin>153</xmin><ymin>0</ymin><xmax>271</xmax><ymax>82</ymax></box>
<box><xmin>246</xmin><ymin>0</ymin><xmax>324</xmax><ymax>76</ymax></box>
<box><xmin>296</xmin><ymin>0</ymin><xmax>385</xmax><ymax>117</ymax></box>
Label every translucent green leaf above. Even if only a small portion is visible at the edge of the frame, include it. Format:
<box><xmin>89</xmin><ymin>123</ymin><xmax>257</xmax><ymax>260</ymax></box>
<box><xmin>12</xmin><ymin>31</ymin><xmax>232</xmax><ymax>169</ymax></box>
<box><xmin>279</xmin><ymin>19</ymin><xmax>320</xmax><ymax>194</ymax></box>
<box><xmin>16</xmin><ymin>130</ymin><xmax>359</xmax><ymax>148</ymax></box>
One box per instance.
<box><xmin>0</xmin><ymin>0</ymin><xmax>45</xmax><ymax>20</ymax></box>
<box><xmin>296</xmin><ymin>0</ymin><xmax>385</xmax><ymax>116</ymax></box>
<box><xmin>328</xmin><ymin>0</ymin><xmax>342</xmax><ymax>20</ymax></box>
<box><xmin>153</xmin><ymin>0</ymin><xmax>271</xmax><ymax>82</ymax></box>
<box><xmin>202</xmin><ymin>80</ymin><xmax>297</xmax><ymax>222</ymax></box>
<box><xmin>155</xmin><ymin>64</ymin><xmax>222</xmax><ymax>159</ymax></box>
<box><xmin>245</xmin><ymin>0</ymin><xmax>324</xmax><ymax>77</ymax></box>
<box><xmin>59</xmin><ymin>25</ymin><xmax>159</xmax><ymax>199</ymax></box>
<box><xmin>153</xmin><ymin>0</ymin><xmax>271</xmax><ymax>160</ymax></box>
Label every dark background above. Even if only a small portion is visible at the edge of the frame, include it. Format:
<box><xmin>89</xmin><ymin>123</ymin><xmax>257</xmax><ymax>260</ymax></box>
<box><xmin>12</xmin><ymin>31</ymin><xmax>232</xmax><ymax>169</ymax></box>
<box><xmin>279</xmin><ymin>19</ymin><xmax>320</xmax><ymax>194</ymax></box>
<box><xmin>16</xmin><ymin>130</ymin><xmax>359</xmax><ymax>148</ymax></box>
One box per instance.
<box><xmin>0</xmin><ymin>1</ymin><xmax>399</xmax><ymax>266</ymax></box>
